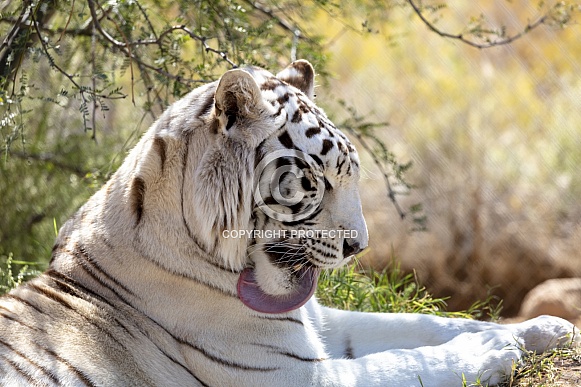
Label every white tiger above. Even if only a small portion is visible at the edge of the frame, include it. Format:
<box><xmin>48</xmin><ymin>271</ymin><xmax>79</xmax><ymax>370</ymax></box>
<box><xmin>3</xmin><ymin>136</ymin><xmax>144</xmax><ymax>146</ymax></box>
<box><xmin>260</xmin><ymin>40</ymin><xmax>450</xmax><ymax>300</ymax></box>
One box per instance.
<box><xmin>0</xmin><ymin>60</ymin><xmax>577</xmax><ymax>386</ymax></box>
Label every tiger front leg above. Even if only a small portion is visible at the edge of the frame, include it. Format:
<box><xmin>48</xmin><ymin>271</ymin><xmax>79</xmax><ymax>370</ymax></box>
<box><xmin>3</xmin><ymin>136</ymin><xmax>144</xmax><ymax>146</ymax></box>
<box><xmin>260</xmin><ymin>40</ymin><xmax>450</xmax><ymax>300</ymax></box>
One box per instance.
<box><xmin>304</xmin><ymin>329</ymin><xmax>523</xmax><ymax>387</ymax></box>
<box><xmin>310</xmin><ymin>302</ymin><xmax>504</xmax><ymax>358</ymax></box>
<box><xmin>311</xmin><ymin>302</ymin><xmax>579</xmax><ymax>359</ymax></box>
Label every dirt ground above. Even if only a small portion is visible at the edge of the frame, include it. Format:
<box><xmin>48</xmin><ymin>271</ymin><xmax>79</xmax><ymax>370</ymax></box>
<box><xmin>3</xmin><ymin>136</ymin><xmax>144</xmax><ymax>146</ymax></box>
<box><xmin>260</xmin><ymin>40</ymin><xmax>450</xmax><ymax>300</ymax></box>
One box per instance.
<box><xmin>554</xmin><ymin>360</ymin><xmax>581</xmax><ymax>386</ymax></box>
<box><xmin>512</xmin><ymin>353</ymin><xmax>581</xmax><ymax>387</ymax></box>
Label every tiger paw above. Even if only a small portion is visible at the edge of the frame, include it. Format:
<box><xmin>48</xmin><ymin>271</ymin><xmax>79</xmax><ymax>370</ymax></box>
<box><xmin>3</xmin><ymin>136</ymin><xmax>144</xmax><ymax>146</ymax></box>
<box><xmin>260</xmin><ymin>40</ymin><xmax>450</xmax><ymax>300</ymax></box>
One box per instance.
<box><xmin>440</xmin><ymin>330</ymin><xmax>523</xmax><ymax>386</ymax></box>
<box><xmin>508</xmin><ymin>315</ymin><xmax>580</xmax><ymax>353</ymax></box>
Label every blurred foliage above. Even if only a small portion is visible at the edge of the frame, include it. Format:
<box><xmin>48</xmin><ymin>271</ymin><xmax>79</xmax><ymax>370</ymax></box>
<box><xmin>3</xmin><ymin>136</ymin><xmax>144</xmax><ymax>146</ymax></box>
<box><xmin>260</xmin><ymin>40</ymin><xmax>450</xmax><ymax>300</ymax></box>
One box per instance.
<box><xmin>324</xmin><ymin>1</ymin><xmax>581</xmax><ymax>314</ymax></box>
<box><xmin>0</xmin><ymin>0</ymin><xmax>335</xmax><ymax>265</ymax></box>
<box><xmin>0</xmin><ymin>0</ymin><xmax>579</xmax><ymax>276</ymax></box>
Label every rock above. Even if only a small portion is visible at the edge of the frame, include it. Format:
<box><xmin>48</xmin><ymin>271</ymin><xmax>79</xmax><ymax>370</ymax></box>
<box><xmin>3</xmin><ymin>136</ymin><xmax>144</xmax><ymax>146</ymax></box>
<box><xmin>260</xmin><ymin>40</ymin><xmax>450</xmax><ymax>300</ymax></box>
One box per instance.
<box><xmin>519</xmin><ymin>278</ymin><xmax>581</xmax><ymax>324</ymax></box>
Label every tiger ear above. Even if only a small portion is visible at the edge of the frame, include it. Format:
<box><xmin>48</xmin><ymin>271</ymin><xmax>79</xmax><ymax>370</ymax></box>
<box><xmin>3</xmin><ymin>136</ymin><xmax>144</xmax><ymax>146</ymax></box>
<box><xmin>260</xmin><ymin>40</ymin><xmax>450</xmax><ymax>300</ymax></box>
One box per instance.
<box><xmin>214</xmin><ymin>69</ymin><xmax>264</xmax><ymax>132</ymax></box>
<box><xmin>276</xmin><ymin>60</ymin><xmax>315</xmax><ymax>100</ymax></box>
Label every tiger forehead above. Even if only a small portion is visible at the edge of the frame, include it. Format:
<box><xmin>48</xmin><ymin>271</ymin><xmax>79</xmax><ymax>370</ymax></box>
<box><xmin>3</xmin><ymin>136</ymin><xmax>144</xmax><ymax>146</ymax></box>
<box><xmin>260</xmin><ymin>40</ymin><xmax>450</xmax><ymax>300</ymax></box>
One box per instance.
<box><xmin>255</xmin><ymin>74</ymin><xmax>358</xmax><ymax>175</ymax></box>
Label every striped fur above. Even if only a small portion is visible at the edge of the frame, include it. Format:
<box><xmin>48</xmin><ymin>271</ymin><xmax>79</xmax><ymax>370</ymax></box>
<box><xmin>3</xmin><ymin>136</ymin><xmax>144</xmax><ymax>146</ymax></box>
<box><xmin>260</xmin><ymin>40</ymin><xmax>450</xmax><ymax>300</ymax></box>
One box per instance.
<box><xmin>0</xmin><ymin>61</ymin><xmax>578</xmax><ymax>386</ymax></box>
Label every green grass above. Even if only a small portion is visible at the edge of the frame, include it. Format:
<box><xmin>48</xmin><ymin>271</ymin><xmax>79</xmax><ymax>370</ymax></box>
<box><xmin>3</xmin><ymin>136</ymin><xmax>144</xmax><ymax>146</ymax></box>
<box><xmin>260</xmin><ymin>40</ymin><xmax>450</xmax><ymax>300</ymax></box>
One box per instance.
<box><xmin>317</xmin><ymin>260</ymin><xmax>502</xmax><ymax>320</ymax></box>
<box><xmin>0</xmin><ymin>253</ymin><xmax>41</xmax><ymax>294</ymax></box>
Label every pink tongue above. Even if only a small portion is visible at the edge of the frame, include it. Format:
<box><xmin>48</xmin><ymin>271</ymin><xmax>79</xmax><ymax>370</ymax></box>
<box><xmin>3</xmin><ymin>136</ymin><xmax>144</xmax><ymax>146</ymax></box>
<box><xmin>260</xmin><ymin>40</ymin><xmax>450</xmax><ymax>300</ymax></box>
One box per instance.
<box><xmin>237</xmin><ymin>267</ymin><xmax>320</xmax><ymax>314</ymax></box>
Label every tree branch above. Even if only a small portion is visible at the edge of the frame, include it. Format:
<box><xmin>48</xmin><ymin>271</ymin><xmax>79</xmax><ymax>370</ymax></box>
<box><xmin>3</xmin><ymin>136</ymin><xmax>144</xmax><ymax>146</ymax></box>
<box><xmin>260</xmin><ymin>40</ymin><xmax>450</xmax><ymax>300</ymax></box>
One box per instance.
<box><xmin>242</xmin><ymin>0</ymin><xmax>306</xmax><ymax>40</ymax></box>
<box><xmin>407</xmin><ymin>0</ymin><xmax>550</xmax><ymax>49</ymax></box>
<box><xmin>345</xmin><ymin>126</ymin><xmax>407</xmax><ymax>220</ymax></box>
<box><xmin>9</xmin><ymin>151</ymin><xmax>89</xmax><ymax>177</ymax></box>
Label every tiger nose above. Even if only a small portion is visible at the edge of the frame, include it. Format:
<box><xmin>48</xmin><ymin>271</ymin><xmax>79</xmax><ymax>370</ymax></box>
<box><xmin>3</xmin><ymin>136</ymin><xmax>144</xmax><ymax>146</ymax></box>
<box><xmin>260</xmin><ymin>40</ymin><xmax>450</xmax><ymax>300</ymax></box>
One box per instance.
<box><xmin>342</xmin><ymin>239</ymin><xmax>364</xmax><ymax>257</ymax></box>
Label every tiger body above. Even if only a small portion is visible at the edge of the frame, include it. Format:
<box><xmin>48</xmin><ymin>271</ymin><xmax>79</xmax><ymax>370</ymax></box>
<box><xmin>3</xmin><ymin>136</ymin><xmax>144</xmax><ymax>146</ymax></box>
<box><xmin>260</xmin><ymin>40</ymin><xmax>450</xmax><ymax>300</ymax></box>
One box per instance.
<box><xmin>0</xmin><ymin>61</ymin><xmax>577</xmax><ymax>387</ymax></box>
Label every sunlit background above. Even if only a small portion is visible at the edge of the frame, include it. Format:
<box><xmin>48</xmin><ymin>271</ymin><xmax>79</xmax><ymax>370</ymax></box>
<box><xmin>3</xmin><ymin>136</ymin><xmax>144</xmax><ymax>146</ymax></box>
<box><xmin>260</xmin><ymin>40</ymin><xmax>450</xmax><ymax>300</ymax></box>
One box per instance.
<box><xmin>322</xmin><ymin>2</ymin><xmax>581</xmax><ymax>316</ymax></box>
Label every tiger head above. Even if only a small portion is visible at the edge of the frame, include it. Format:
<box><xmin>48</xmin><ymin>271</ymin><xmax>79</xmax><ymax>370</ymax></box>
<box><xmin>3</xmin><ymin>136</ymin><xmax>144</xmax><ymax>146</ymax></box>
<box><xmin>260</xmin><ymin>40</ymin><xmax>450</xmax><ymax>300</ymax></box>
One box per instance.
<box><xmin>84</xmin><ymin>60</ymin><xmax>367</xmax><ymax>314</ymax></box>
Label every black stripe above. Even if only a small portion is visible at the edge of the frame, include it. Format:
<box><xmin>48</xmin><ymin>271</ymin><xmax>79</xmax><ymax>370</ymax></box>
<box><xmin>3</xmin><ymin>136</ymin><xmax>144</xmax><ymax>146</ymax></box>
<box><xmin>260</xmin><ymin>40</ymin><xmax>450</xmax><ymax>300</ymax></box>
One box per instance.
<box><xmin>310</xmin><ymin>154</ymin><xmax>323</xmax><ymax>166</ymax></box>
<box><xmin>79</xmin><ymin>245</ymin><xmax>136</xmax><ymax>296</ymax></box>
<box><xmin>253</xmin><ymin>343</ymin><xmax>326</xmax><ymax>362</ymax></box>
<box><xmin>44</xmin><ymin>273</ymin><xmax>208</xmax><ymax>387</ymax></box>
<box><xmin>277</xmin><ymin>131</ymin><xmax>294</xmax><ymax>149</ymax></box>
<box><xmin>300</xmin><ymin>176</ymin><xmax>313</xmax><ymax>191</ymax></box>
<box><xmin>0</xmin><ymin>339</ymin><xmax>59</xmax><ymax>384</ymax></box>
<box><xmin>152</xmin><ymin>136</ymin><xmax>167</xmax><ymax>172</ymax></box>
<box><xmin>260</xmin><ymin>78</ymin><xmax>280</xmax><ymax>91</ymax></box>
<box><xmin>277</xmin><ymin>93</ymin><xmax>290</xmax><ymax>105</ymax></box>
<box><xmin>270</xmin><ymin>103</ymin><xmax>284</xmax><ymax>119</ymax></box>
<box><xmin>305</xmin><ymin>127</ymin><xmax>321</xmax><ymax>138</ymax></box>
<box><xmin>0</xmin><ymin>309</ymin><xmax>43</xmax><ymax>332</ymax></box>
<box><xmin>344</xmin><ymin>337</ymin><xmax>355</xmax><ymax>359</ymax></box>
<box><xmin>66</xmin><ymin>252</ymin><xmax>132</xmax><ymax>304</ymax></box>
<box><xmin>256</xmin><ymin>316</ymin><xmax>304</xmax><ymax>326</ymax></box>
<box><xmin>131</xmin><ymin>321</ymin><xmax>212</xmax><ymax>387</ymax></box>
<box><xmin>175</xmin><ymin>337</ymin><xmax>278</xmax><ymax>372</ymax></box>
<box><xmin>321</xmin><ymin>139</ymin><xmax>334</xmax><ymax>155</ymax></box>
<box><xmin>281</xmin><ymin>207</ymin><xmax>323</xmax><ymax>227</ymax></box>
<box><xmin>26</xmin><ymin>283</ymin><xmax>123</xmax><ymax>347</ymax></box>
<box><xmin>4</xmin><ymin>294</ymin><xmax>44</xmax><ymax>314</ymax></box>
<box><xmin>288</xmin><ymin>201</ymin><xmax>303</xmax><ymax>215</ymax></box>
<box><xmin>44</xmin><ymin>269</ymin><xmax>132</xmax><ymax>316</ymax></box>
<box><xmin>3</xmin><ymin>357</ymin><xmax>39</xmax><ymax>385</ymax></box>
<box><xmin>336</xmin><ymin>157</ymin><xmax>346</xmax><ymax>175</ymax></box>
<box><xmin>43</xmin><ymin>347</ymin><xmax>96</xmax><ymax>387</ymax></box>
<box><xmin>51</xmin><ymin>242</ymin><xmax>62</xmax><ymax>255</ymax></box>
<box><xmin>180</xmin><ymin>132</ymin><xmax>212</xmax><ymax>256</ymax></box>
<box><xmin>44</xmin><ymin>270</ymin><xmax>136</xmax><ymax>339</ymax></box>
<box><xmin>133</xmin><ymin>243</ymin><xmax>238</xmax><ymax>298</ymax></box>
<box><xmin>291</xmin><ymin>109</ymin><xmax>301</xmax><ymax>123</ymax></box>
<box><xmin>68</xmin><ymin>245</ymin><xmax>136</xmax><ymax>298</ymax></box>
<box><xmin>0</xmin><ymin>336</ymin><xmax>96</xmax><ymax>386</ymax></box>
<box><xmin>27</xmin><ymin>283</ymin><xmax>73</xmax><ymax>311</ymax></box>
<box><xmin>130</xmin><ymin>176</ymin><xmax>146</xmax><ymax>226</ymax></box>
<box><xmin>198</xmin><ymin>92</ymin><xmax>215</xmax><ymax>117</ymax></box>
<box><xmin>275</xmin><ymin>156</ymin><xmax>292</xmax><ymax>169</ymax></box>
<box><xmin>323</xmin><ymin>177</ymin><xmax>333</xmax><ymax>191</ymax></box>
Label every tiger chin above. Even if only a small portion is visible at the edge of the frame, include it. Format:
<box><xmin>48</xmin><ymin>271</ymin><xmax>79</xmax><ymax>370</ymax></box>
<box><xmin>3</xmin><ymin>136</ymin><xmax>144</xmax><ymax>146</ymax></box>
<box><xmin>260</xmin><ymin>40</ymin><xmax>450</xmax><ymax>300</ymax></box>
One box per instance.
<box><xmin>0</xmin><ymin>60</ymin><xmax>578</xmax><ymax>387</ymax></box>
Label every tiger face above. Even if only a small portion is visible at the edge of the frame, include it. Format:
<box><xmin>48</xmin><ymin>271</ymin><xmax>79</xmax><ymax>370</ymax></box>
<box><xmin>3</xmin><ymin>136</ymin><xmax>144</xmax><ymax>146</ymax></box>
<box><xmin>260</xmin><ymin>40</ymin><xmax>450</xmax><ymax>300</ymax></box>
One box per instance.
<box><xmin>126</xmin><ymin>60</ymin><xmax>368</xmax><ymax>314</ymax></box>
<box><xmin>211</xmin><ymin>62</ymin><xmax>369</xmax><ymax>313</ymax></box>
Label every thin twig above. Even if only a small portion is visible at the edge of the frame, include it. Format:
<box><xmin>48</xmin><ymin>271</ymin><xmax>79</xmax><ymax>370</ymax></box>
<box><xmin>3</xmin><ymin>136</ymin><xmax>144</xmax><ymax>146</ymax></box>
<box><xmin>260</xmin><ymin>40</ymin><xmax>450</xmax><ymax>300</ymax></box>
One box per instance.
<box><xmin>407</xmin><ymin>0</ymin><xmax>549</xmax><ymax>49</ymax></box>
<box><xmin>149</xmin><ymin>25</ymin><xmax>238</xmax><ymax>68</ymax></box>
<box><xmin>0</xmin><ymin>17</ymin><xmax>94</xmax><ymax>37</ymax></box>
<box><xmin>9</xmin><ymin>151</ymin><xmax>89</xmax><ymax>176</ymax></box>
<box><xmin>344</xmin><ymin>126</ymin><xmax>407</xmax><ymax>220</ymax></box>
<box><xmin>30</xmin><ymin>12</ymin><xmax>83</xmax><ymax>91</ymax></box>
<box><xmin>57</xmin><ymin>0</ymin><xmax>75</xmax><ymax>42</ymax></box>
<box><xmin>29</xmin><ymin>11</ymin><xmax>126</xmax><ymax>100</ymax></box>
<box><xmin>91</xmin><ymin>13</ymin><xmax>97</xmax><ymax>141</ymax></box>
<box><xmin>88</xmin><ymin>0</ymin><xmax>135</xmax><ymax>104</ymax></box>
<box><xmin>242</xmin><ymin>0</ymin><xmax>309</xmax><ymax>41</ymax></box>
<box><xmin>85</xmin><ymin>2</ymin><xmax>225</xmax><ymax>83</ymax></box>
